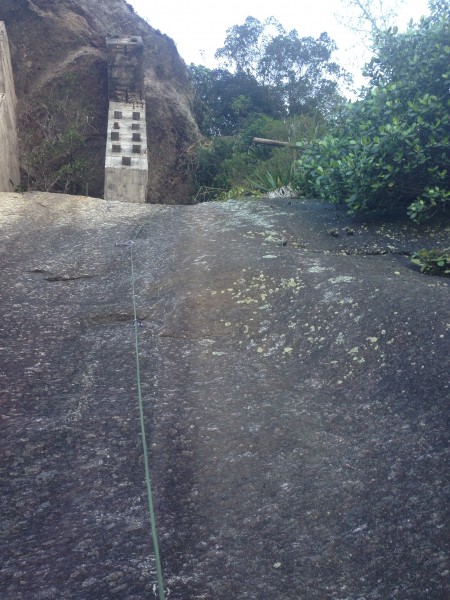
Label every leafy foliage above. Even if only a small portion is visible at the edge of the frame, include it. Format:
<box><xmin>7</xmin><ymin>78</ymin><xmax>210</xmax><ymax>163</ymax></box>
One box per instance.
<box><xmin>214</xmin><ymin>16</ymin><xmax>279</xmax><ymax>77</ymax></box>
<box><xmin>18</xmin><ymin>74</ymin><xmax>96</xmax><ymax>194</ymax></box>
<box><xmin>251</xmin><ymin>163</ymin><xmax>297</xmax><ymax>193</ymax></box>
<box><xmin>336</xmin><ymin>0</ymin><xmax>409</xmax><ymax>45</ymax></box>
<box><xmin>295</xmin><ymin>4</ymin><xmax>450</xmax><ymax>220</ymax></box>
<box><xmin>187</xmin><ymin>15</ymin><xmax>347</xmax><ymax>200</ymax></box>
<box><xmin>411</xmin><ymin>247</ymin><xmax>450</xmax><ymax>276</ymax></box>
<box><xmin>189</xmin><ymin>16</ymin><xmax>348</xmax><ymax>138</ymax></box>
<box><xmin>189</xmin><ymin>65</ymin><xmax>280</xmax><ymax>136</ymax></box>
<box><xmin>187</xmin><ymin>113</ymin><xmax>325</xmax><ymax>201</ymax></box>
<box><xmin>257</xmin><ymin>30</ymin><xmax>346</xmax><ymax>115</ymax></box>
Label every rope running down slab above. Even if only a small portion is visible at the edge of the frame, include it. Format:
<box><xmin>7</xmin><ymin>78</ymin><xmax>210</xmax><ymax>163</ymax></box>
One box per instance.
<box><xmin>127</xmin><ymin>219</ymin><xmax>165</xmax><ymax>600</ymax></box>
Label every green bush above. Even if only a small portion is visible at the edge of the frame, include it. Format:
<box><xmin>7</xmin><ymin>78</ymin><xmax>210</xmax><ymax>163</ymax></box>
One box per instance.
<box><xmin>18</xmin><ymin>74</ymin><xmax>95</xmax><ymax>194</ymax></box>
<box><xmin>295</xmin><ymin>5</ymin><xmax>450</xmax><ymax>221</ymax></box>
<box><xmin>188</xmin><ymin>113</ymin><xmax>321</xmax><ymax>200</ymax></box>
<box><xmin>247</xmin><ymin>148</ymin><xmax>298</xmax><ymax>191</ymax></box>
<box><xmin>189</xmin><ymin>137</ymin><xmax>236</xmax><ymax>190</ymax></box>
<box><xmin>411</xmin><ymin>247</ymin><xmax>450</xmax><ymax>276</ymax></box>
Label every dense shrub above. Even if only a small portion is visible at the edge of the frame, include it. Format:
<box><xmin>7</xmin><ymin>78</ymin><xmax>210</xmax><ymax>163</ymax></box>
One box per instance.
<box><xmin>18</xmin><ymin>74</ymin><xmax>95</xmax><ymax>194</ymax></box>
<box><xmin>411</xmin><ymin>247</ymin><xmax>450</xmax><ymax>275</ymax></box>
<box><xmin>187</xmin><ymin>113</ymin><xmax>326</xmax><ymax>201</ymax></box>
<box><xmin>295</xmin><ymin>4</ymin><xmax>450</xmax><ymax>220</ymax></box>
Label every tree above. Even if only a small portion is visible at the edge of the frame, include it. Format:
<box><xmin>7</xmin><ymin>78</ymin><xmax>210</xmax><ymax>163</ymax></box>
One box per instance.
<box><xmin>336</xmin><ymin>0</ymin><xmax>412</xmax><ymax>45</ymax></box>
<box><xmin>189</xmin><ymin>65</ymin><xmax>281</xmax><ymax>136</ymax></box>
<box><xmin>258</xmin><ymin>30</ymin><xmax>346</xmax><ymax>114</ymax></box>
<box><xmin>215</xmin><ymin>16</ymin><xmax>283</xmax><ymax>77</ymax></box>
<box><xmin>214</xmin><ymin>16</ymin><xmax>348</xmax><ymax>117</ymax></box>
<box><xmin>295</xmin><ymin>1</ymin><xmax>450</xmax><ymax>220</ymax></box>
<box><xmin>188</xmin><ymin>16</ymin><xmax>348</xmax><ymax>199</ymax></box>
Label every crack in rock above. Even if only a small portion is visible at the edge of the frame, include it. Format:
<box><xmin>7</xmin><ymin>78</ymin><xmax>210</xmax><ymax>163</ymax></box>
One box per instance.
<box><xmin>44</xmin><ymin>274</ymin><xmax>96</xmax><ymax>282</ymax></box>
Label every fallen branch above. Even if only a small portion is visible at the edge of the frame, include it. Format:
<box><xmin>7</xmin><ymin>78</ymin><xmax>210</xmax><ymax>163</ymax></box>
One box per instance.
<box><xmin>252</xmin><ymin>137</ymin><xmax>298</xmax><ymax>148</ymax></box>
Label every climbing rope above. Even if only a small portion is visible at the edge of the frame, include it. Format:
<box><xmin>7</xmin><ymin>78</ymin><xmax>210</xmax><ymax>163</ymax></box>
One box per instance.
<box><xmin>120</xmin><ymin>219</ymin><xmax>165</xmax><ymax>600</ymax></box>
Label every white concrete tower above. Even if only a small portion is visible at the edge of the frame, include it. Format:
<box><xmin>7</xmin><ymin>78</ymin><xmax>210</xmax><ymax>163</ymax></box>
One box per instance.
<box><xmin>104</xmin><ymin>35</ymin><xmax>148</xmax><ymax>203</ymax></box>
<box><xmin>0</xmin><ymin>22</ymin><xmax>20</xmax><ymax>192</ymax></box>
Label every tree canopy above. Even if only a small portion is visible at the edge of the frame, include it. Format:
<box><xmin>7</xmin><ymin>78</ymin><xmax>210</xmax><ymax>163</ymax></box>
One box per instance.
<box><xmin>189</xmin><ymin>65</ymin><xmax>281</xmax><ymax>136</ymax></box>
<box><xmin>189</xmin><ymin>17</ymin><xmax>347</xmax><ymax>135</ymax></box>
<box><xmin>188</xmin><ymin>2</ymin><xmax>449</xmax><ymax>230</ymax></box>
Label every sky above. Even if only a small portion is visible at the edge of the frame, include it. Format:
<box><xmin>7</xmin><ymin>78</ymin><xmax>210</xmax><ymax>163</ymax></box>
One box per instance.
<box><xmin>128</xmin><ymin>0</ymin><xmax>430</xmax><ymax>86</ymax></box>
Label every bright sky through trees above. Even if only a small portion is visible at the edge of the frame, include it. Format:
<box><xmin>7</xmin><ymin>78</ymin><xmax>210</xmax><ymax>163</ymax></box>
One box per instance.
<box><xmin>128</xmin><ymin>0</ymin><xmax>430</xmax><ymax>83</ymax></box>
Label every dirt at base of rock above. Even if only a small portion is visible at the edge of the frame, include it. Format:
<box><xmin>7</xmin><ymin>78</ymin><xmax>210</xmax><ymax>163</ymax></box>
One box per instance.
<box><xmin>1</xmin><ymin>192</ymin><xmax>449</xmax><ymax>599</ymax></box>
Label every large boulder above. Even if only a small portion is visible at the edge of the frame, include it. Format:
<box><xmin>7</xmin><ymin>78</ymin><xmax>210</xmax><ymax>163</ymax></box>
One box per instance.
<box><xmin>1</xmin><ymin>191</ymin><xmax>449</xmax><ymax>599</ymax></box>
<box><xmin>0</xmin><ymin>0</ymin><xmax>200</xmax><ymax>203</ymax></box>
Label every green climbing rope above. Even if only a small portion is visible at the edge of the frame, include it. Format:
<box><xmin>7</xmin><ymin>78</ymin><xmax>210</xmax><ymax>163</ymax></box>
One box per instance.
<box><xmin>129</xmin><ymin>237</ymin><xmax>165</xmax><ymax>600</ymax></box>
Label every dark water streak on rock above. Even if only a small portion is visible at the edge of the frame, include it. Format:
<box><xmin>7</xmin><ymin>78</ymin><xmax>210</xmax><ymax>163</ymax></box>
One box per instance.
<box><xmin>1</xmin><ymin>192</ymin><xmax>449</xmax><ymax>599</ymax></box>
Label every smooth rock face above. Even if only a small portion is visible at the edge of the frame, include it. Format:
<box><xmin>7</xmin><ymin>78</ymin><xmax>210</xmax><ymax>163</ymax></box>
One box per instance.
<box><xmin>0</xmin><ymin>192</ymin><xmax>449</xmax><ymax>599</ymax></box>
<box><xmin>0</xmin><ymin>0</ymin><xmax>199</xmax><ymax>202</ymax></box>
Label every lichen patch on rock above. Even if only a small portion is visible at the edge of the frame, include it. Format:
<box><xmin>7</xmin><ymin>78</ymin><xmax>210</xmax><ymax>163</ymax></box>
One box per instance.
<box><xmin>1</xmin><ymin>192</ymin><xmax>449</xmax><ymax>599</ymax></box>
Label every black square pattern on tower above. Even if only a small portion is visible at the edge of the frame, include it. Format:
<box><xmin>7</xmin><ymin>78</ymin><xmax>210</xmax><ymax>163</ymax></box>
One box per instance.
<box><xmin>112</xmin><ymin>144</ymin><xmax>121</xmax><ymax>153</ymax></box>
<box><xmin>133</xmin><ymin>145</ymin><xmax>141</xmax><ymax>153</ymax></box>
<box><xmin>122</xmin><ymin>156</ymin><xmax>131</xmax><ymax>166</ymax></box>
<box><xmin>132</xmin><ymin>123</ymin><xmax>140</xmax><ymax>131</ymax></box>
<box><xmin>132</xmin><ymin>133</ymin><xmax>141</xmax><ymax>142</ymax></box>
<box><xmin>132</xmin><ymin>112</ymin><xmax>141</xmax><ymax>120</ymax></box>
<box><xmin>114</xmin><ymin>111</ymin><xmax>122</xmax><ymax>119</ymax></box>
<box><xmin>111</xmin><ymin>131</ymin><xmax>120</xmax><ymax>141</ymax></box>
